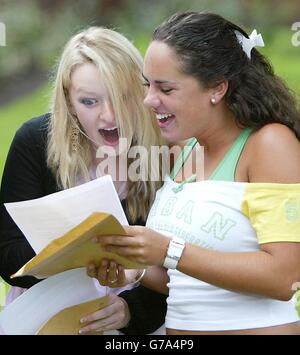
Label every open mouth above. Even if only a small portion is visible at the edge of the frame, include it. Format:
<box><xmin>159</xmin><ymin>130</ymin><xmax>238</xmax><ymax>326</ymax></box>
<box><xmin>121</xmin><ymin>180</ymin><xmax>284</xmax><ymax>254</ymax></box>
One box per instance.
<box><xmin>156</xmin><ymin>113</ymin><xmax>175</xmax><ymax>128</ymax></box>
<box><xmin>99</xmin><ymin>127</ymin><xmax>119</xmax><ymax>145</ymax></box>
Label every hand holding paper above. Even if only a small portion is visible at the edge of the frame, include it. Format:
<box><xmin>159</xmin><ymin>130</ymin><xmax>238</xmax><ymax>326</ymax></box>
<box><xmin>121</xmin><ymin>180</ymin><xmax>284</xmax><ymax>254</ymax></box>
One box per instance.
<box><xmin>12</xmin><ymin>212</ymin><xmax>144</xmax><ymax>279</ymax></box>
<box><xmin>37</xmin><ymin>296</ymin><xmax>109</xmax><ymax>335</ymax></box>
<box><xmin>1</xmin><ymin>176</ymin><xmax>140</xmax><ymax>335</ymax></box>
<box><xmin>4</xmin><ymin>175</ymin><xmax>144</xmax><ymax>279</ymax></box>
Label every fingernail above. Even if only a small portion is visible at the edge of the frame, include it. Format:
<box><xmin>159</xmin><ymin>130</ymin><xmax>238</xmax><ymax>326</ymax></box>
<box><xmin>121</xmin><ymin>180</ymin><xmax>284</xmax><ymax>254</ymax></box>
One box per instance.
<box><xmin>80</xmin><ymin>318</ymin><xmax>86</xmax><ymax>323</ymax></box>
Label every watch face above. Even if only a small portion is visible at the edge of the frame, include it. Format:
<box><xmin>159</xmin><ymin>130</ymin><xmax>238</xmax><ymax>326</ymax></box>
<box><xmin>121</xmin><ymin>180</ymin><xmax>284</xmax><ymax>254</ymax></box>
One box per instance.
<box><xmin>169</xmin><ymin>239</ymin><xmax>185</xmax><ymax>258</ymax></box>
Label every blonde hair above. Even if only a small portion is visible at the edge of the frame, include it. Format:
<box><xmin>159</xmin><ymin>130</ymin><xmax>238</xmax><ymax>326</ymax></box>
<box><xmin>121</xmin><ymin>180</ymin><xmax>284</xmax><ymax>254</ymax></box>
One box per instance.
<box><xmin>47</xmin><ymin>27</ymin><xmax>164</xmax><ymax>222</ymax></box>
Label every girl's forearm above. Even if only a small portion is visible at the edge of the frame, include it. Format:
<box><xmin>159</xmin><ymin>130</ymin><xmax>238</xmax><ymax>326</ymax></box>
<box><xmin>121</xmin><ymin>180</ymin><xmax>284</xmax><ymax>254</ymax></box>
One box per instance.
<box><xmin>140</xmin><ymin>266</ymin><xmax>169</xmax><ymax>295</ymax></box>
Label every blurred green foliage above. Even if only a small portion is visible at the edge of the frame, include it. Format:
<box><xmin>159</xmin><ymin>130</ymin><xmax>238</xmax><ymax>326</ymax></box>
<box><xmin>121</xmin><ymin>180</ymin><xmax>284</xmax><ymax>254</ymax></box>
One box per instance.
<box><xmin>261</xmin><ymin>27</ymin><xmax>300</xmax><ymax>95</ymax></box>
<box><xmin>0</xmin><ymin>0</ymin><xmax>98</xmax><ymax>80</ymax></box>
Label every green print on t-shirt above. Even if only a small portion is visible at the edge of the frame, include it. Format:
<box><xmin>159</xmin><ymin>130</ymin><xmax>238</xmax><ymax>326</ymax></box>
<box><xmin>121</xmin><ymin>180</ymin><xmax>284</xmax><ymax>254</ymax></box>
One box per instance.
<box><xmin>176</xmin><ymin>200</ymin><xmax>195</xmax><ymax>225</ymax></box>
<box><xmin>201</xmin><ymin>211</ymin><xmax>237</xmax><ymax>240</ymax></box>
<box><xmin>285</xmin><ymin>200</ymin><xmax>299</xmax><ymax>222</ymax></box>
<box><xmin>161</xmin><ymin>197</ymin><xmax>178</xmax><ymax>216</ymax></box>
<box><xmin>160</xmin><ymin>197</ymin><xmax>195</xmax><ymax>224</ymax></box>
<box><xmin>159</xmin><ymin>197</ymin><xmax>236</xmax><ymax>236</ymax></box>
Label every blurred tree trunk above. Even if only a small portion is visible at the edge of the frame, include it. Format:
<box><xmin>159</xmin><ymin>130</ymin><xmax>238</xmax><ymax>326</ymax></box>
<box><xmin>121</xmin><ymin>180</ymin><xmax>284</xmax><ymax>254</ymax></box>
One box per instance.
<box><xmin>36</xmin><ymin>0</ymin><xmax>127</xmax><ymax>24</ymax></box>
<box><xmin>95</xmin><ymin>0</ymin><xmax>126</xmax><ymax>24</ymax></box>
<box><xmin>100</xmin><ymin>0</ymin><xmax>126</xmax><ymax>14</ymax></box>
<box><xmin>37</xmin><ymin>0</ymin><xmax>65</xmax><ymax>13</ymax></box>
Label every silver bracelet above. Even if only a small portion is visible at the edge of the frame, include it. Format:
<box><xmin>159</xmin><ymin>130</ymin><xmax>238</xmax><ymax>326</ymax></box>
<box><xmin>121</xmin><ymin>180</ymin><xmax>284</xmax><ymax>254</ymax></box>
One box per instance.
<box><xmin>133</xmin><ymin>269</ymin><xmax>146</xmax><ymax>284</ymax></box>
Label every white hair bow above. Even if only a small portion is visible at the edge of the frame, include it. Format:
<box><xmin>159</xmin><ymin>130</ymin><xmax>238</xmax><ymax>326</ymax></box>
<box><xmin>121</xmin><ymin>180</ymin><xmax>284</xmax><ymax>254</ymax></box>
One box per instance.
<box><xmin>234</xmin><ymin>29</ymin><xmax>265</xmax><ymax>59</ymax></box>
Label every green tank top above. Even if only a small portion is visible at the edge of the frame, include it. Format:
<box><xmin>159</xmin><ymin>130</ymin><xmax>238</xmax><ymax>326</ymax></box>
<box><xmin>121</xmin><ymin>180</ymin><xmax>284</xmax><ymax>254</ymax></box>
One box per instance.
<box><xmin>170</xmin><ymin>128</ymin><xmax>252</xmax><ymax>182</ymax></box>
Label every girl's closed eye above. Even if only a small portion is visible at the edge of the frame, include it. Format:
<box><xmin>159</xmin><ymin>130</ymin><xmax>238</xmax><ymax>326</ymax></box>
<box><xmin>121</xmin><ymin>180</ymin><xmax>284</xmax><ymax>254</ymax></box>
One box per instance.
<box><xmin>79</xmin><ymin>98</ymin><xmax>98</xmax><ymax>106</ymax></box>
<box><xmin>142</xmin><ymin>82</ymin><xmax>173</xmax><ymax>94</ymax></box>
<box><xmin>161</xmin><ymin>88</ymin><xmax>173</xmax><ymax>94</ymax></box>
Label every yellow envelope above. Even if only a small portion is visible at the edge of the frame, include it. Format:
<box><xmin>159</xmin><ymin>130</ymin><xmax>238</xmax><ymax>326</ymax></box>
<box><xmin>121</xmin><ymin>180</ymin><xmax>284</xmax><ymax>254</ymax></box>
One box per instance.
<box><xmin>37</xmin><ymin>296</ymin><xmax>109</xmax><ymax>335</ymax></box>
<box><xmin>12</xmin><ymin>212</ymin><xmax>143</xmax><ymax>279</ymax></box>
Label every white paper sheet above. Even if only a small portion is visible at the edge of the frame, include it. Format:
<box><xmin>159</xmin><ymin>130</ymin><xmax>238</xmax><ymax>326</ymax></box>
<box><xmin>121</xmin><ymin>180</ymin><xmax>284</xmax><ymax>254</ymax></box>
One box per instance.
<box><xmin>0</xmin><ymin>268</ymin><xmax>125</xmax><ymax>335</ymax></box>
<box><xmin>5</xmin><ymin>175</ymin><xmax>128</xmax><ymax>253</ymax></box>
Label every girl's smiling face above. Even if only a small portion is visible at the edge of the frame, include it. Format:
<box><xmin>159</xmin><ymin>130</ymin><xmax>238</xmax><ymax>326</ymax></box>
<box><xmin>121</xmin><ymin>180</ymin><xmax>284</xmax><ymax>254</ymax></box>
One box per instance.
<box><xmin>143</xmin><ymin>41</ymin><xmax>213</xmax><ymax>143</ymax></box>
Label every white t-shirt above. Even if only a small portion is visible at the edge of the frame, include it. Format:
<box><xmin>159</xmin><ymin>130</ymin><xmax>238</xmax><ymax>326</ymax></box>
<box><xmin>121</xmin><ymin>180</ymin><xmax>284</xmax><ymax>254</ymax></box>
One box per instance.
<box><xmin>146</xmin><ymin>178</ymin><xmax>300</xmax><ymax>331</ymax></box>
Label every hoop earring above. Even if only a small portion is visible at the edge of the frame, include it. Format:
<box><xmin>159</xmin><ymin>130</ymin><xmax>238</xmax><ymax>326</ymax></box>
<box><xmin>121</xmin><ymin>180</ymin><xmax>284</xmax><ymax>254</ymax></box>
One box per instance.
<box><xmin>211</xmin><ymin>97</ymin><xmax>216</xmax><ymax>104</ymax></box>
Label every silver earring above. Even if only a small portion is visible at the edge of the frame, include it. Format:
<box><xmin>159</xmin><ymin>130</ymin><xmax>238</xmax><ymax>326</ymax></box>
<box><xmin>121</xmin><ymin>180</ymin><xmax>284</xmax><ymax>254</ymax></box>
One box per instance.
<box><xmin>211</xmin><ymin>98</ymin><xmax>216</xmax><ymax>104</ymax></box>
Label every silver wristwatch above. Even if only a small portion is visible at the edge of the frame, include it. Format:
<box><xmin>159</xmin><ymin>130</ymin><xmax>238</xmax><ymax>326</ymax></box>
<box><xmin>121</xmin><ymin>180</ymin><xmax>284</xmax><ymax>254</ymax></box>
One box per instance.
<box><xmin>163</xmin><ymin>237</ymin><xmax>186</xmax><ymax>269</ymax></box>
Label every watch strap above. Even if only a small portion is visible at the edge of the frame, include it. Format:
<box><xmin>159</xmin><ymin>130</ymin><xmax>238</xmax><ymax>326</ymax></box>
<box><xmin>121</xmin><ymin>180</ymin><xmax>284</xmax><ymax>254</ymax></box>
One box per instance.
<box><xmin>163</xmin><ymin>237</ymin><xmax>186</xmax><ymax>269</ymax></box>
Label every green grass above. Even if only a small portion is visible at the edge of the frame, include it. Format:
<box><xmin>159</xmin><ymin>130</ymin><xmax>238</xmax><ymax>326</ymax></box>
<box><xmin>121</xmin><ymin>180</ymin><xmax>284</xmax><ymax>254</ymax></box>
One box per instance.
<box><xmin>296</xmin><ymin>290</ymin><xmax>300</xmax><ymax>317</ymax></box>
<box><xmin>0</xmin><ymin>279</ymin><xmax>8</xmax><ymax>310</ymax></box>
<box><xmin>0</xmin><ymin>83</ymin><xmax>51</xmax><ymax>174</ymax></box>
<box><xmin>260</xmin><ymin>28</ymin><xmax>300</xmax><ymax>97</ymax></box>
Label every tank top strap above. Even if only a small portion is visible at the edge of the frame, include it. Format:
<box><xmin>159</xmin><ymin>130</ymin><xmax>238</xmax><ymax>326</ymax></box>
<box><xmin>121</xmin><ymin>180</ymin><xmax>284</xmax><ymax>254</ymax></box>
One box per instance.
<box><xmin>208</xmin><ymin>128</ymin><xmax>252</xmax><ymax>181</ymax></box>
<box><xmin>169</xmin><ymin>137</ymin><xmax>198</xmax><ymax>181</ymax></box>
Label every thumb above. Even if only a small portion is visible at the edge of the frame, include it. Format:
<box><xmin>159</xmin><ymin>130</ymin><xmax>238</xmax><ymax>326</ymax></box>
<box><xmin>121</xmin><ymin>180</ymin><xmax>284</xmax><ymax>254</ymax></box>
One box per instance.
<box><xmin>122</xmin><ymin>225</ymin><xmax>136</xmax><ymax>236</ymax></box>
